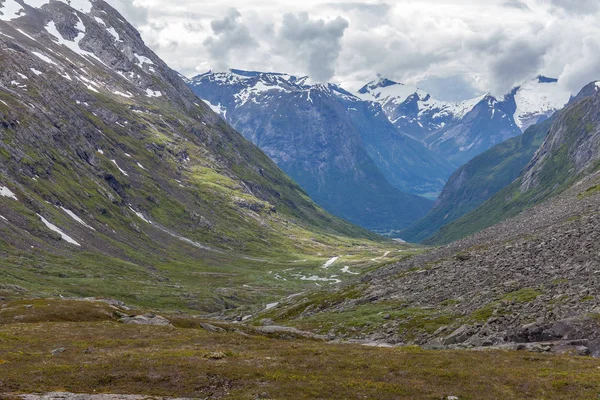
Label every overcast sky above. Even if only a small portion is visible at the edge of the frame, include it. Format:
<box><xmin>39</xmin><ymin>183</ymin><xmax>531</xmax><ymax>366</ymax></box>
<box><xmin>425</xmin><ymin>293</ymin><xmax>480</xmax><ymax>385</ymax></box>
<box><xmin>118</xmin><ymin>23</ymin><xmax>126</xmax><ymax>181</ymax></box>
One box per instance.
<box><xmin>110</xmin><ymin>0</ymin><xmax>600</xmax><ymax>100</ymax></box>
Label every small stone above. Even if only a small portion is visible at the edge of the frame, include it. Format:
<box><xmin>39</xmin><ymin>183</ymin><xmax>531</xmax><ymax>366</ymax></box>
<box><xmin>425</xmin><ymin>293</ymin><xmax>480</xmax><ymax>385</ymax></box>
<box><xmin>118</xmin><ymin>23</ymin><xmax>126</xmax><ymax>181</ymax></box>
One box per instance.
<box><xmin>383</xmin><ymin>314</ymin><xmax>391</xmax><ymax>320</ymax></box>
<box><xmin>205</xmin><ymin>351</ymin><xmax>227</xmax><ymax>360</ymax></box>
<box><xmin>51</xmin><ymin>347</ymin><xmax>66</xmax><ymax>356</ymax></box>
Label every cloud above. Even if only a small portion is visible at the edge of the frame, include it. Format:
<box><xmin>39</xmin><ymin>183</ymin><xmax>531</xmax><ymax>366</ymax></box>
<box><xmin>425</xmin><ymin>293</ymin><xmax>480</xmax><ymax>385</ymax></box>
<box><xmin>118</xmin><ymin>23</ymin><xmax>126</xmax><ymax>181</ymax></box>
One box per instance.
<box><xmin>107</xmin><ymin>0</ymin><xmax>600</xmax><ymax>100</ymax></box>
<box><xmin>502</xmin><ymin>0</ymin><xmax>530</xmax><ymax>10</ymax></box>
<box><xmin>559</xmin><ymin>37</ymin><xmax>600</xmax><ymax>93</ymax></box>
<box><xmin>277</xmin><ymin>13</ymin><xmax>349</xmax><ymax>82</ymax></box>
<box><xmin>487</xmin><ymin>38</ymin><xmax>549</xmax><ymax>96</ymax></box>
<box><xmin>327</xmin><ymin>2</ymin><xmax>391</xmax><ymax>16</ymax></box>
<box><xmin>108</xmin><ymin>0</ymin><xmax>149</xmax><ymax>27</ymax></box>
<box><xmin>418</xmin><ymin>75</ymin><xmax>484</xmax><ymax>102</ymax></box>
<box><xmin>203</xmin><ymin>8</ymin><xmax>259</xmax><ymax>71</ymax></box>
<box><xmin>545</xmin><ymin>0</ymin><xmax>600</xmax><ymax>15</ymax></box>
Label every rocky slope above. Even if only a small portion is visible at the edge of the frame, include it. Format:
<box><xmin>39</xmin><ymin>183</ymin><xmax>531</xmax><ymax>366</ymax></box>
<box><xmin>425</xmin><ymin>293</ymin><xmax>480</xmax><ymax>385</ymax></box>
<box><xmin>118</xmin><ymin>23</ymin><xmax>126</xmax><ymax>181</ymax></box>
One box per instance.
<box><xmin>188</xmin><ymin>70</ymin><xmax>441</xmax><ymax>230</ymax></box>
<box><xmin>261</xmin><ymin>167</ymin><xmax>600</xmax><ymax>354</ymax></box>
<box><xmin>430</xmin><ymin>81</ymin><xmax>600</xmax><ymax>244</ymax></box>
<box><xmin>359</xmin><ymin>76</ymin><xmax>571</xmax><ymax>166</ymax></box>
<box><xmin>0</xmin><ymin>0</ymin><xmax>388</xmax><ymax>312</ymax></box>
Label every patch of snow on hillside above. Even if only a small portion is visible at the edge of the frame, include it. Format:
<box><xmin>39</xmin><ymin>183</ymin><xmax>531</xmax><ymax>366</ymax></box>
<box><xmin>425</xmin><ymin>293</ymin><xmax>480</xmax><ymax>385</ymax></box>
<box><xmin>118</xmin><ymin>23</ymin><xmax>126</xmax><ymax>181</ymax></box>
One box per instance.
<box><xmin>31</xmin><ymin>51</ymin><xmax>57</xmax><ymax>65</ymax></box>
<box><xmin>38</xmin><ymin>214</ymin><xmax>81</xmax><ymax>246</ymax></box>
<box><xmin>202</xmin><ymin>99</ymin><xmax>227</xmax><ymax>117</ymax></box>
<box><xmin>112</xmin><ymin>90</ymin><xmax>132</xmax><ymax>98</ymax></box>
<box><xmin>15</xmin><ymin>28</ymin><xmax>37</xmax><ymax>41</ymax></box>
<box><xmin>128</xmin><ymin>206</ymin><xmax>151</xmax><ymax>224</ymax></box>
<box><xmin>322</xmin><ymin>256</ymin><xmax>339</xmax><ymax>269</ymax></box>
<box><xmin>341</xmin><ymin>266</ymin><xmax>359</xmax><ymax>275</ymax></box>
<box><xmin>111</xmin><ymin>160</ymin><xmax>128</xmax><ymax>176</ymax></box>
<box><xmin>30</xmin><ymin>68</ymin><xmax>43</xmax><ymax>75</ymax></box>
<box><xmin>60</xmin><ymin>207</ymin><xmax>95</xmax><ymax>230</ymax></box>
<box><xmin>106</xmin><ymin>27</ymin><xmax>120</xmax><ymax>41</ymax></box>
<box><xmin>145</xmin><ymin>89</ymin><xmax>162</xmax><ymax>98</ymax></box>
<box><xmin>0</xmin><ymin>186</ymin><xmax>18</xmax><ymax>200</ymax></box>
<box><xmin>135</xmin><ymin>54</ymin><xmax>154</xmax><ymax>66</ymax></box>
<box><xmin>45</xmin><ymin>20</ymin><xmax>106</xmax><ymax>66</ymax></box>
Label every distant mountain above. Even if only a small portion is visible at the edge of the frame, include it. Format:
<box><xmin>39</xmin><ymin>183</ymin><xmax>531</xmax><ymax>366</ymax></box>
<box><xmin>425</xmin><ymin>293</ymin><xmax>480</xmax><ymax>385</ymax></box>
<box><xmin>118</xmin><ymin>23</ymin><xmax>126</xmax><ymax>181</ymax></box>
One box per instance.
<box><xmin>427</xmin><ymin>81</ymin><xmax>600</xmax><ymax>244</ymax></box>
<box><xmin>359</xmin><ymin>76</ymin><xmax>571</xmax><ymax>166</ymax></box>
<box><xmin>188</xmin><ymin>70</ymin><xmax>453</xmax><ymax>230</ymax></box>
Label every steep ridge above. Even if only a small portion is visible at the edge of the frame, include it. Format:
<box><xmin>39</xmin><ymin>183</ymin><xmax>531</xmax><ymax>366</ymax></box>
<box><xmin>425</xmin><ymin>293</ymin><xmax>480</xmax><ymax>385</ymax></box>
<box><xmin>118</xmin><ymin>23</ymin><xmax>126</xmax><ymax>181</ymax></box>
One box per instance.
<box><xmin>428</xmin><ymin>81</ymin><xmax>600</xmax><ymax>244</ymax></box>
<box><xmin>401</xmin><ymin>117</ymin><xmax>554</xmax><ymax>243</ymax></box>
<box><xmin>0</xmin><ymin>0</ymin><xmax>389</xmax><ymax>311</ymax></box>
<box><xmin>359</xmin><ymin>76</ymin><xmax>571</xmax><ymax>166</ymax></box>
<box><xmin>189</xmin><ymin>70</ymin><xmax>439</xmax><ymax>230</ymax></box>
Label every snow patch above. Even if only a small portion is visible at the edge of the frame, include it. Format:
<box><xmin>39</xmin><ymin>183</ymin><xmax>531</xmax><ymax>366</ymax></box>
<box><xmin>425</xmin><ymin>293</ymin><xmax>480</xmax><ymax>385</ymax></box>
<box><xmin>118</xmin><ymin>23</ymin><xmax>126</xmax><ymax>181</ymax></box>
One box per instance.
<box><xmin>60</xmin><ymin>207</ymin><xmax>95</xmax><ymax>230</ymax></box>
<box><xmin>30</xmin><ymin>68</ymin><xmax>43</xmax><ymax>76</ymax></box>
<box><xmin>112</xmin><ymin>90</ymin><xmax>132</xmax><ymax>98</ymax></box>
<box><xmin>0</xmin><ymin>186</ymin><xmax>17</xmax><ymax>200</ymax></box>
<box><xmin>265</xmin><ymin>302</ymin><xmax>279</xmax><ymax>310</ymax></box>
<box><xmin>31</xmin><ymin>51</ymin><xmax>57</xmax><ymax>65</ymax></box>
<box><xmin>145</xmin><ymin>89</ymin><xmax>162</xmax><ymax>98</ymax></box>
<box><xmin>322</xmin><ymin>256</ymin><xmax>339</xmax><ymax>269</ymax></box>
<box><xmin>111</xmin><ymin>160</ymin><xmax>128</xmax><ymax>176</ymax></box>
<box><xmin>38</xmin><ymin>214</ymin><xmax>81</xmax><ymax>246</ymax></box>
<box><xmin>202</xmin><ymin>99</ymin><xmax>227</xmax><ymax>118</ymax></box>
<box><xmin>128</xmin><ymin>206</ymin><xmax>151</xmax><ymax>224</ymax></box>
<box><xmin>514</xmin><ymin>78</ymin><xmax>570</xmax><ymax>131</ymax></box>
<box><xmin>15</xmin><ymin>28</ymin><xmax>37</xmax><ymax>42</ymax></box>
<box><xmin>341</xmin><ymin>266</ymin><xmax>359</xmax><ymax>275</ymax></box>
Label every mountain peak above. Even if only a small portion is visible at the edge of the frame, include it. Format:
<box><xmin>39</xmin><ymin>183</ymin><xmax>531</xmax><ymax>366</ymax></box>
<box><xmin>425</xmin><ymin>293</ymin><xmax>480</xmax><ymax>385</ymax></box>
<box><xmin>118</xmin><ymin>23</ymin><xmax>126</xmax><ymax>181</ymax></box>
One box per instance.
<box><xmin>536</xmin><ymin>76</ymin><xmax>559</xmax><ymax>84</ymax></box>
<box><xmin>357</xmin><ymin>75</ymin><xmax>401</xmax><ymax>94</ymax></box>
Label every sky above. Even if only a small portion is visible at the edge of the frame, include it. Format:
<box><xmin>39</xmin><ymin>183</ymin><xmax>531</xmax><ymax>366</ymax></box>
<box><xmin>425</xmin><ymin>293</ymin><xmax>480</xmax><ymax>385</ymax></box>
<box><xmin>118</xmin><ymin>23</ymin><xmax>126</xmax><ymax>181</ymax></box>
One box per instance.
<box><xmin>110</xmin><ymin>0</ymin><xmax>600</xmax><ymax>101</ymax></box>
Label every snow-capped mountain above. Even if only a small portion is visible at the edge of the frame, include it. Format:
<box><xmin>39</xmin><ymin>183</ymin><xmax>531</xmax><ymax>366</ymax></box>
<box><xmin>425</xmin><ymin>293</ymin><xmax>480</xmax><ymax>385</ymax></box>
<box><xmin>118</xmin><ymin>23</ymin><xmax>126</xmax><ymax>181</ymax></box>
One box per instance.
<box><xmin>188</xmin><ymin>70</ymin><xmax>457</xmax><ymax>230</ymax></box>
<box><xmin>358</xmin><ymin>76</ymin><xmax>571</xmax><ymax>166</ymax></box>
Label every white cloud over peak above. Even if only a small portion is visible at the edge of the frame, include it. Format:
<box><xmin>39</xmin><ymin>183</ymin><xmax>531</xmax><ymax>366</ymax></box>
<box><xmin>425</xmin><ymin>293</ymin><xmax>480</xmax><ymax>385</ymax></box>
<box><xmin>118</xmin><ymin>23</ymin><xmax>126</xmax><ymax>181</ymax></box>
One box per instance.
<box><xmin>110</xmin><ymin>0</ymin><xmax>600</xmax><ymax>99</ymax></box>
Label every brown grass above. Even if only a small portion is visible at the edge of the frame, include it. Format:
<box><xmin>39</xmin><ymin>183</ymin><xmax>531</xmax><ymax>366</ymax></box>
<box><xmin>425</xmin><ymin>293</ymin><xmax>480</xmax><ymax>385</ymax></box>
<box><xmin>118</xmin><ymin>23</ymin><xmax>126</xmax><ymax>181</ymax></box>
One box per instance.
<box><xmin>0</xmin><ymin>300</ymin><xmax>600</xmax><ymax>399</ymax></box>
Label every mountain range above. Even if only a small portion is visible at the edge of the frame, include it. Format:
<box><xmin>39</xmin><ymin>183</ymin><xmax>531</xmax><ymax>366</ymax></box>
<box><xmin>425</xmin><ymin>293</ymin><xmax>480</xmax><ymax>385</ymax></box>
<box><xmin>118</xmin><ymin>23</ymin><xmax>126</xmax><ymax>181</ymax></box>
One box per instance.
<box><xmin>188</xmin><ymin>70</ymin><xmax>447</xmax><ymax>231</ymax></box>
<box><xmin>189</xmin><ymin>70</ymin><xmax>571</xmax><ymax>233</ymax></box>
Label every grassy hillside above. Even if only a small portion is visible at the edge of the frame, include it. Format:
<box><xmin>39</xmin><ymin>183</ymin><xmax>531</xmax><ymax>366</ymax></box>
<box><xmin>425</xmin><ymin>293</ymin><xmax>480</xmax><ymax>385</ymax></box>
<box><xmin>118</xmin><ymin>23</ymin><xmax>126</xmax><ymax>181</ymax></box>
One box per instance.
<box><xmin>401</xmin><ymin>118</ymin><xmax>552</xmax><ymax>243</ymax></box>
<box><xmin>427</xmin><ymin>89</ymin><xmax>600</xmax><ymax>245</ymax></box>
<box><xmin>0</xmin><ymin>0</ymin><xmax>403</xmax><ymax>314</ymax></box>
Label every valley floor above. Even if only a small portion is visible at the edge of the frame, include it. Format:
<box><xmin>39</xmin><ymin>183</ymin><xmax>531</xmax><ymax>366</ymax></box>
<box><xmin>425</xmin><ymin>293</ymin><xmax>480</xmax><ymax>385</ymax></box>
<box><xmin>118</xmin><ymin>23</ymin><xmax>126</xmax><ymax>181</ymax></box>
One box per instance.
<box><xmin>1</xmin><ymin>300</ymin><xmax>600</xmax><ymax>399</ymax></box>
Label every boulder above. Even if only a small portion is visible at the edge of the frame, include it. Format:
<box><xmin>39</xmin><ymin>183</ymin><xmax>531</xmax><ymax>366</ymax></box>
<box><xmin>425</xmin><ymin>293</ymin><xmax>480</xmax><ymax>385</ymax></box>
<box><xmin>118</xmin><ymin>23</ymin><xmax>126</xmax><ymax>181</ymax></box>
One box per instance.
<box><xmin>443</xmin><ymin>325</ymin><xmax>472</xmax><ymax>345</ymax></box>
<box><xmin>119</xmin><ymin>313</ymin><xmax>171</xmax><ymax>326</ymax></box>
